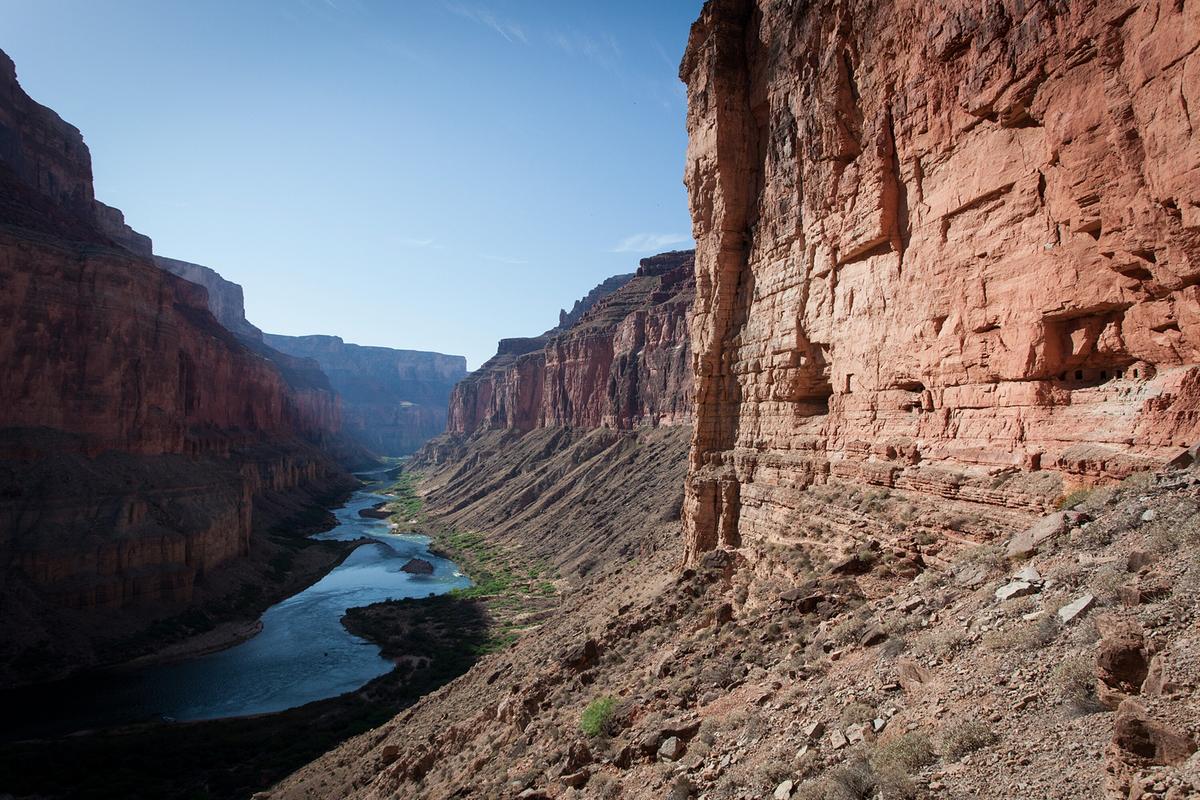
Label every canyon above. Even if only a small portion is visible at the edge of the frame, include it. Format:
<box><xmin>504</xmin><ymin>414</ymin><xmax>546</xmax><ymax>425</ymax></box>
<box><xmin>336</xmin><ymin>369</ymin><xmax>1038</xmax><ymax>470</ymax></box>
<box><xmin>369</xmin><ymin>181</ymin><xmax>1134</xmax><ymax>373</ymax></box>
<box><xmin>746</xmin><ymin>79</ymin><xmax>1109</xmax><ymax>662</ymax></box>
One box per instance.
<box><xmin>3</xmin><ymin>0</ymin><xmax>1200</xmax><ymax>798</ymax></box>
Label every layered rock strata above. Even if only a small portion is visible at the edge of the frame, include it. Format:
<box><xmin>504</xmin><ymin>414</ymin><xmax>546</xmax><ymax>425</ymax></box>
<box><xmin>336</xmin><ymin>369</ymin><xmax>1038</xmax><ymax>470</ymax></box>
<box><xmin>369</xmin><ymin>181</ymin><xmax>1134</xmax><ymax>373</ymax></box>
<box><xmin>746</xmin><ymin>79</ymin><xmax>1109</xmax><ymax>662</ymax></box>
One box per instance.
<box><xmin>681</xmin><ymin>0</ymin><xmax>1200</xmax><ymax>562</ymax></box>
<box><xmin>0</xmin><ymin>49</ymin><xmax>353</xmax><ymax>681</ymax></box>
<box><xmin>447</xmin><ymin>250</ymin><xmax>696</xmax><ymax>433</ymax></box>
<box><xmin>264</xmin><ymin>334</ymin><xmax>467</xmax><ymax>456</ymax></box>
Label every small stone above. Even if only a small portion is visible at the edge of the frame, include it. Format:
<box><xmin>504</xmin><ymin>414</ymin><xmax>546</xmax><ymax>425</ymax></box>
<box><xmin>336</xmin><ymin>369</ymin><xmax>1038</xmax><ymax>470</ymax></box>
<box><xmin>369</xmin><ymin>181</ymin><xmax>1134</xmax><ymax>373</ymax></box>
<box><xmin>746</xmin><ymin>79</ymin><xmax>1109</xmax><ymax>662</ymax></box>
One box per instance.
<box><xmin>1014</xmin><ymin>565</ymin><xmax>1042</xmax><ymax>583</ymax></box>
<box><xmin>860</xmin><ymin>623</ymin><xmax>888</xmax><ymax>647</ymax></box>
<box><xmin>802</xmin><ymin>721</ymin><xmax>825</xmax><ymax>740</ymax></box>
<box><xmin>1058</xmin><ymin>593</ymin><xmax>1096</xmax><ymax>625</ymax></box>
<box><xmin>995</xmin><ymin>580</ymin><xmax>1037</xmax><ymax>602</ymax></box>
<box><xmin>873</xmin><ymin>718</ymin><xmax>887</xmax><ymax>733</ymax></box>
<box><xmin>829</xmin><ymin>730</ymin><xmax>848</xmax><ymax>750</ymax></box>
<box><xmin>658</xmin><ymin>737</ymin><xmax>685</xmax><ymax>762</ymax></box>
<box><xmin>774</xmin><ymin>779</ymin><xmax>795</xmax><ymax>800</ymax></box>
<box><xmin>1141</xmin><ymin>509</ymin><xmax>1157</xmax><ymax>523</ymax></box>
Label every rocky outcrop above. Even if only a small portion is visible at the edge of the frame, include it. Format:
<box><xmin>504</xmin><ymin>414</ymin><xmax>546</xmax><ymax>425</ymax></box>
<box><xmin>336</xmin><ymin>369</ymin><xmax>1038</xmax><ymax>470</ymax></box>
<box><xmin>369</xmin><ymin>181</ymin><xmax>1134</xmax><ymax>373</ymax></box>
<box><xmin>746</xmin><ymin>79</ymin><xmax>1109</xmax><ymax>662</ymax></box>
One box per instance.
<box><xmin>447</xmin><ymin>251</ymin><xmax>696</xmax><ymax>434</ymax></box>
<box><xmin>0</xmin><ymin>48</ymin><xmax>354</xmax><ymax>683</ymax></box>
<box><xmin>681</xmin><ymin>0</ymin><xmax>1200</xmax><ymax>562</ymax></box>
<box><xmin>155</xmin><ymin>255</ymin><xmax>264</xmax><ymax>340</ymax></box>
<box><xmin>264</xmin><ymin>334</ymin><xmax>466</xmax><ymax>456</ymax></box>
<box><xmin>558</xmin><ymin>272</ymin><xmax>634</xmax><ymax>329</ymax></box>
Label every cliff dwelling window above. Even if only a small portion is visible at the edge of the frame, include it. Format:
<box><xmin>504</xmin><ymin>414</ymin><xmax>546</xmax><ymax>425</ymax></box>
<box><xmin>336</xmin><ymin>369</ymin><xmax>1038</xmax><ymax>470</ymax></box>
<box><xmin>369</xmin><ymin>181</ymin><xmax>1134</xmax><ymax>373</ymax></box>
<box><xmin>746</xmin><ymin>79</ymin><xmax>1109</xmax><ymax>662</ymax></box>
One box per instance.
<box><xmin>845</xmin><ymin>374</ymin><xmax>854</xmax><ymax>394</ymax></box>
<box><xmin>1100</xmin><ymin>370</ymin><xmax>1107</xmax><ymax>380</ymax></box>
<box><xmin>1075</xmin><ymin>370</ymin><xmax>1083</xmax><ymax>380</ymax></box>
<box><xmin>1133</xmin><ymin>369</ymin><xmax>1140</xmax><ymax>379</ymax></box>
<box><xmin>1116</xmin><ymin>370</ymin><xmax>1124</xmax><ymax>379</ymax></box>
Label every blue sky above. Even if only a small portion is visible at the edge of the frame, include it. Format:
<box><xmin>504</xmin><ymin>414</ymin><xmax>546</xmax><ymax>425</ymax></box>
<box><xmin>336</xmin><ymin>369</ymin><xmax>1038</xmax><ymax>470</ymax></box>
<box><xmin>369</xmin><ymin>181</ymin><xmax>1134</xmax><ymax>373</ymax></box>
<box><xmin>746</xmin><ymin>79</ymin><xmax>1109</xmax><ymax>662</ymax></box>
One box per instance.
<box><xmin>3</xmin><ymin>0</ymin><xmax>702</xmax><ymax>368</ymax></box>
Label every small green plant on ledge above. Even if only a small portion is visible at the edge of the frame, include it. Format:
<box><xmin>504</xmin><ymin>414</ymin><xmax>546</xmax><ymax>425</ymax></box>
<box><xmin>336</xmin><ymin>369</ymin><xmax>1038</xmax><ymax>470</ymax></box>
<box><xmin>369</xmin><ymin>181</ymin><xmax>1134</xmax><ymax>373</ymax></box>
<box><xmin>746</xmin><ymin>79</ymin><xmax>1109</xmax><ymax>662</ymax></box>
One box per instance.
<box><xmin>580</xmin><ymin>696</ymin><xmax>617</xmax><ymax>737</ymax></box>
<box><xmin>1057</xmin><ymin>487</ymin><xmax>1092</xmax><ymax>511</ymax></box>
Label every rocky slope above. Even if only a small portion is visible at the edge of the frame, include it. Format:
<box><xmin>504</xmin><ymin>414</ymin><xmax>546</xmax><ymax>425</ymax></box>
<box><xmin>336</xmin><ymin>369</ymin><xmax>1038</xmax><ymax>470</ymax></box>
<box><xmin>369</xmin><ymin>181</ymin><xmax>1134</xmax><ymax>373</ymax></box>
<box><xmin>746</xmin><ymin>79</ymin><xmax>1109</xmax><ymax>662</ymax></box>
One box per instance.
<box><xmin>0</xmin><ymin>49</ymin><xmax>355</xmax><ymax>684</ymax></box>
<box><xmin>264</xmin><ymin>334</ymin><xmax>467</xmax><ymax>456</ymax></box>
<box><xmin>680</xmin><ymin>0</ymin><xmax>1200</xmax><ymax>565</ymax></box>
<box><xmin>270</xmin><ymin>449</ymin><xmax>1200</xmax><ymax>800</ymax></box>
<box><xmin>447</xmin><ymin>250</ymin><xmax>696</xmax><ymax>434</ymax></box>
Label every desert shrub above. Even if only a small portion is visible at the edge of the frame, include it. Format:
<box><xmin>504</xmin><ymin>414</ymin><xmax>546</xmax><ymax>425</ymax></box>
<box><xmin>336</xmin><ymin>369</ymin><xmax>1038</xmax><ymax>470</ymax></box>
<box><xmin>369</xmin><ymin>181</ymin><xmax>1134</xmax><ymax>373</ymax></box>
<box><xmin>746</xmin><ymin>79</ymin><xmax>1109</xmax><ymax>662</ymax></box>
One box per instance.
<box><xmin>1053</xmin><ymin>654</ymin><xmax>1105</xmax><ymax>715</ymax></box>
<box><xmin>1089</xmin><ymin>565</ymin><xmax>1125</xmax><ymax>604</ymax></box>
<box><xmin>873</xmin><ymin>762</ymin><xmax>919</xmax><ymax>800</ymax></box>
<box><xmin>881</xmin><ymin>635</ymin><xmax>909</xmax><ymax>658</ymax></box>
<box><xmin>826</xmin><ymin>756</ymin><xmax>877</xmax><ymax>800</ymax></box>
<box><xmin>839</xmin><ymin>702</ymin><xmax>874</xmax><ymax>728</ymax></box>
<box><xmin>871</xmin><ymin>732</ymin><xmax>935</xmax><ymax>773</ymax></box>
<box><xmin>580</xmin><ymin>696</ymin><xmax>617</xmax><ymax>737</ymax></box>
<box><xmin>937</xmin><ymin>719</ymin><xmax>997</xmax><ymax>760</ymax></box>
<box><xmin>1057</xmin><ymin>487</ymin><xmax>1093</xmax><ymax>511</ymax></box>
<box><xmin>985</xmin><ymin>614</ymin><xmax>1060</xmax><ymax>652</ymax></box>
<box><xmin>588</xmin><ymin>772</ymin><xmax>621</xmax><ymax>799</ymax></box>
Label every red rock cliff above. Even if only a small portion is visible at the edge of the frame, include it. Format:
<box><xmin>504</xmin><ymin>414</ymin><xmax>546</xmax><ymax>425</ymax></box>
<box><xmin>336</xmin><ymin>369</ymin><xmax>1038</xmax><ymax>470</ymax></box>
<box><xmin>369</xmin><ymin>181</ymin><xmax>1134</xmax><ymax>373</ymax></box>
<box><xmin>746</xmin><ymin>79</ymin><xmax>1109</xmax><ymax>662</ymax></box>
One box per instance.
<box><xmin>680</xmin><ymin>0</ymin><xmax>1200</xmax><ymax>561</ymax></box>
<box><xmin>0</xmin><ymin>48</ymin><xmax>352</xmax><ymax>678</ymax></box>
<box><xmin>446</xmin><ymin>251</ymin><xmax>696</xmax><ymax>434</ymax></box>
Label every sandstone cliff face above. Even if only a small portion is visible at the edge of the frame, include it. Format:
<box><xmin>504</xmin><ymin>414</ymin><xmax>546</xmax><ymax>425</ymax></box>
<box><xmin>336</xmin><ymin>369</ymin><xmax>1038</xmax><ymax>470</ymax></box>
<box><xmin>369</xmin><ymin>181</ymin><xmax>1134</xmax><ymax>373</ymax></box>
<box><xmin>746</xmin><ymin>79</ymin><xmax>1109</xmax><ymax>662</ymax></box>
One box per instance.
<box><xmin>0</xmin><ymin>48</ymin><xmax>353</xmax><ymax>680</ymax></box>
<box><xmin>263</xmin><ymin>334</ymin><xmax>466</xmax><ymax>456</ymax></box>
<box><xmin>447</xmin><ymin>251</ymin><xmax>696</xmax><ymax>434</ymax></box>
<box><xmin>681</xmin><ymin>0</ymin><xmax>1200</xmax><ymax>561</ymax></box>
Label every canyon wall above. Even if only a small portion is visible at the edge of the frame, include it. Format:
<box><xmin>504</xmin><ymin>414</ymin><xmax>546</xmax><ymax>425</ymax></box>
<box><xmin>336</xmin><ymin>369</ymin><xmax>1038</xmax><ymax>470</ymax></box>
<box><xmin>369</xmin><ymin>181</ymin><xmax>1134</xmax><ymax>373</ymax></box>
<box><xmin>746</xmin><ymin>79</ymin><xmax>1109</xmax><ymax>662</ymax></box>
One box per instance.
<box><xmin>446</xmin><ymin>250</ymin><xmax>696</xmax><ymax>434</ymax></box>
<box><xmin>0</xmin><ymin>49</ymin><xmax>354</xmax><ymax>682</ymax></box>
<box><xmin>680</xmin><ymin>0</ymin><xmax>1200</xmax><ymax>561</ymax></box>
<box><xmin>264</xmin><ymin>334</ymin><xmax>467</xmax><ymax>456</ymax></box>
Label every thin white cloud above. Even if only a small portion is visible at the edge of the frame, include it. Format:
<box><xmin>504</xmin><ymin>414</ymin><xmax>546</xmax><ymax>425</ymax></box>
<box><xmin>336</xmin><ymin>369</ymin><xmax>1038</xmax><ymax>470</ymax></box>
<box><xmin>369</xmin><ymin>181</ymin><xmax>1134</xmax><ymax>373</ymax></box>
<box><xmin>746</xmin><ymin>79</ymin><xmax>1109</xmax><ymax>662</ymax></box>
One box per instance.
<box><xmin>398</xmin><ymin>237</ymin><xmax>442</xmax><ymax>249</ymax></box>
<box><xmin>444</xmin><ymin>3</ymin><xmax>527</xmax><ymax>44</ymax></box>
<box><xmin>547</xmin><ymin>29</ymin><xmax>622</xmax><ymax>70</ymax></box>
<box><xmin>611</xmin><ymin>233</ymin><xmax>692</xmax><ymax>253</ymax></box>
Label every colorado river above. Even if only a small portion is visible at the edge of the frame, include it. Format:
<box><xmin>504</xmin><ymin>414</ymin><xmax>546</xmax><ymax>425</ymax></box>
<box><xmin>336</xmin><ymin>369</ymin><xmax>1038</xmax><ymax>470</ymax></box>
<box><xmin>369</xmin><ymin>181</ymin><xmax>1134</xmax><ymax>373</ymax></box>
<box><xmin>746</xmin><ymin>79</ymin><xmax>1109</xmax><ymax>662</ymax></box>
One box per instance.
<box><xmin>5</xmin><ymin>475</ymin><xmax>470</xmax><ymax>735</ymax></box>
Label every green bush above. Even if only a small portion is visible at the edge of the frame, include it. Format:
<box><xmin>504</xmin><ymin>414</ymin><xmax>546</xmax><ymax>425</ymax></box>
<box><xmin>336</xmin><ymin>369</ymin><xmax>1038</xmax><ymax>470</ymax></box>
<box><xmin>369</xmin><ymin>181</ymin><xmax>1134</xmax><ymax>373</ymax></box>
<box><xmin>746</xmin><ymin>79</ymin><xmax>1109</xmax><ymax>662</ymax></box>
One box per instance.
<box><xmin>1057</xmin><ymin>487</ymin><xmax>1093</xmax><ymax>511</ymax></box>
<box><xmin>580</xmin><ymin>696</ymin><xmax>617</xmax><ymax>737</ymax></box>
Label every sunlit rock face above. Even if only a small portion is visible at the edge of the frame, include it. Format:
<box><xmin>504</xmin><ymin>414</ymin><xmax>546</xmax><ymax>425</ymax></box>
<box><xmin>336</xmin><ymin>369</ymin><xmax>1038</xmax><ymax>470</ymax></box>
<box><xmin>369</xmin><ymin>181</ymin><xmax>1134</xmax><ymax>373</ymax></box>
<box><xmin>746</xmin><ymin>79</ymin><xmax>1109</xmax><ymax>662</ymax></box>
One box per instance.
<box><xmin>681</xmin><ymin>0</ymin><xmax>1200</xmax><ymax>561</ymax></box>
<box><xmin>447</xmin><ymin>250</ymin><xmax>696</xmax><ymax>434</ymax></box>
<box><xmin>0</xmin><ymin>46</ymin><xmax>352</xmax><ymax>670</ymax></box>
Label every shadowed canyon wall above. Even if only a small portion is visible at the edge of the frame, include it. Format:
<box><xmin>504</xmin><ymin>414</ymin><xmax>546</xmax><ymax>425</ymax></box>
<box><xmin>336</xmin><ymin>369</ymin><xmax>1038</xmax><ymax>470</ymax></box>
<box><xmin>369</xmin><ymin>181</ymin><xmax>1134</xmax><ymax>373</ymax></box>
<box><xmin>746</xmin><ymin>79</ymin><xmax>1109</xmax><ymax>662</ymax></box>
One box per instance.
<box><xmin>445</xmin><ymin>250</ymin><xmax>696</xmax><ymax>435</ymax></box>
<box><xmin>680</xmin><ymin>0</ymin><xmax>1200</xmax><ymax>561</ymax></box>
<box><xmin>264</xmin><ymin>334</ymin><xmax>467</xmax><ymax>456</ymax></box>
<box><xmin>0</xmin><ymin>49</ymin><xmax>354</xmax><ymax>682</ymax></box>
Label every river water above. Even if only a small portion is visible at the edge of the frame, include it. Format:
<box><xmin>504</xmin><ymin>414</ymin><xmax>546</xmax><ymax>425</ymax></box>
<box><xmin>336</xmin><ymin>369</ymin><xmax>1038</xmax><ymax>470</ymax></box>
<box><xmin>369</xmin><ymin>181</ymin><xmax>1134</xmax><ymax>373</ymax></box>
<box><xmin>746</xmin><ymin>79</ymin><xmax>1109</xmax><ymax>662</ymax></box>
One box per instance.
<box><xmin>5</xmin><ymin>476</ymin><xmax>470</xmax><ymax>735</ymax></box>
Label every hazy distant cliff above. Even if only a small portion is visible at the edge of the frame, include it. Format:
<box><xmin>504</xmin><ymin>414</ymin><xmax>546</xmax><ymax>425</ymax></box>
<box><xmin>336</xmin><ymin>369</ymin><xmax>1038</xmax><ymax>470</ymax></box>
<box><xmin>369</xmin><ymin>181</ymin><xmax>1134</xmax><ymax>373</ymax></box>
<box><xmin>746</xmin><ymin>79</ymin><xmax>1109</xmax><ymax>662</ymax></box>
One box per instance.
<box><xmin>265</xmin><ymin>334</ymin><xmax>467</xmax><ymax>456</ymax></box>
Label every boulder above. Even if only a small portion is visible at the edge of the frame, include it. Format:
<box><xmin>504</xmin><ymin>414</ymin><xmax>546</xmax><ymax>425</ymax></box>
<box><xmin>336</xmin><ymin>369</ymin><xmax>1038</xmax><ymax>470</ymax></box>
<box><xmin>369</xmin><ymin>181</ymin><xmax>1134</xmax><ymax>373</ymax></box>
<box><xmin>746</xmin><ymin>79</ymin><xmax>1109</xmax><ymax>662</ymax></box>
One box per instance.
<box><xmin>995</xmin><ymin>580</ymin><xmax>1037</xmax><ymax>602</ymax></box>
<box><xmin>1058</xmin><ymin>594</ymin><xmax>1096</xmax><ymax>625</ymax></box>
<box><xmin>559</xmin><ymin>638</ymin><xmax>600</xmax><ymax>672</ymax></box>
<box><xmin>1007</xmin><ymin>512</ymin><xmax>1086</xmax><ymax>560</ymax></box>
<box><xmin>1111</xmin><ymin>700</ymin><xmax>1197</xmax><ymax>765</ymax></box>
<box><xmin>1095</xmin><ymin>619</ymin><xmax>1150</xmax><ymax>707</ymax></box>
<box><xmin>658</xmin><ymin>736</ymin><xmax>685</xmax><ymax>761</ymax></box>
<box><xmin>401</xmin><ymin>558</ymin><xmax>435</xmax><ymax>575</ymax></box>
